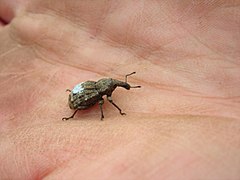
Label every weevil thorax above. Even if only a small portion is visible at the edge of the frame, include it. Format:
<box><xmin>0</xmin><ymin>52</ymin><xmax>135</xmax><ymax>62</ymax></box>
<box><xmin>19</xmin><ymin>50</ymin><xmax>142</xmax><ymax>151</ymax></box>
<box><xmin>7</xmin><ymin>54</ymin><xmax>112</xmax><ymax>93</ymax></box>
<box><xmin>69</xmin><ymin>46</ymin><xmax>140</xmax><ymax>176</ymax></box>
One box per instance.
<box><xmin>96</xmin><ymin>78</ymin><xmax>130</xmax><ymax>96</ymax></box>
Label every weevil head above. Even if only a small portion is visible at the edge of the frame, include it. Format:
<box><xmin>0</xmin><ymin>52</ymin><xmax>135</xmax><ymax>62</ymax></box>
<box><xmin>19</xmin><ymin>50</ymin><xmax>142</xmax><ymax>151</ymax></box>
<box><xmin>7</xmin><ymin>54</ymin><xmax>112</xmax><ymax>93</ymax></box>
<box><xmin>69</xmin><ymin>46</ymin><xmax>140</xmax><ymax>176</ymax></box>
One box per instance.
<box><xmin>95</xmin><ymin>78</ymin><xmax>124</xmax><ymax>96</ymax></box>
<box><xmin>96</xmin><ymin>72</ymin><xmax>141</xmax><ymax>96</ymax></box>
<box><xmin>112</xmin><ymin>79</ymin><xmax>141</xmax><ymax>92</ymax></box>
<box><xmin>112</xmin><ymin>79</ymin><xmax>131</xmax><ymax>90</ymax></box>
<box><xmin>113</xmin><ymin>72</ymin><xmax>141</xmax><ymax>90</ymax></box>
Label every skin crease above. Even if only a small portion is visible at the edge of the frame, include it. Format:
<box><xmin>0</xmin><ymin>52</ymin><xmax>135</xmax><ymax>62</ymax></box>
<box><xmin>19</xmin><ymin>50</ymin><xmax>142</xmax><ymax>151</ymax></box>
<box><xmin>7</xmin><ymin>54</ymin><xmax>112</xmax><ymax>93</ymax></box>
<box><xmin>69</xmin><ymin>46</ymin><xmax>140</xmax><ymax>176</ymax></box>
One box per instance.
<box><xmin>0</xmin><ymin>0</ymin><xmax>240</xmax><ymax>179</ymax></box>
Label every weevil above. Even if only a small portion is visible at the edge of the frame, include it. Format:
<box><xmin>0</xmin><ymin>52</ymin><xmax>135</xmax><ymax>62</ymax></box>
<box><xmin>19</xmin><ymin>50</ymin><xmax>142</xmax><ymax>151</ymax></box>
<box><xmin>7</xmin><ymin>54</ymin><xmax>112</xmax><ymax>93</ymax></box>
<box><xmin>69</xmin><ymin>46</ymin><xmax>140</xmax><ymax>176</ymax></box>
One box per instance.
<box><xmin>62</xmin><ymin>72</ymin><xmax>141</xmax><ymax>121</ymax></box>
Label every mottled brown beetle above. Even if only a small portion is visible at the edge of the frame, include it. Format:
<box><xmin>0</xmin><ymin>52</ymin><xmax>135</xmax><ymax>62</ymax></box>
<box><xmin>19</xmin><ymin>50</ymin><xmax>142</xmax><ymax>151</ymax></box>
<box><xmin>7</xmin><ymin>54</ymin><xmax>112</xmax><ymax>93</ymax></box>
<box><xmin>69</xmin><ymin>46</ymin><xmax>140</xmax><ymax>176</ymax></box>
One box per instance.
<box><xmin>62</xmin><ymin>72</ymin><xmax>141</xmax><ymax>121</ymax></box>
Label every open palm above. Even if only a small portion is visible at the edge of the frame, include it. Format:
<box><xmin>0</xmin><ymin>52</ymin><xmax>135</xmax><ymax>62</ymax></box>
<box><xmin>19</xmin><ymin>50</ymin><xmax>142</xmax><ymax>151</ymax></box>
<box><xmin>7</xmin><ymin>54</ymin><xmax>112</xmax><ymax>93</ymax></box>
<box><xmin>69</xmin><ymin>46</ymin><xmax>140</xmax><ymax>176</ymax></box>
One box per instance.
<box><xmin>0</xmin><ymin>0</ymin><xmax>240</xmax><ymax>179</ymax></box>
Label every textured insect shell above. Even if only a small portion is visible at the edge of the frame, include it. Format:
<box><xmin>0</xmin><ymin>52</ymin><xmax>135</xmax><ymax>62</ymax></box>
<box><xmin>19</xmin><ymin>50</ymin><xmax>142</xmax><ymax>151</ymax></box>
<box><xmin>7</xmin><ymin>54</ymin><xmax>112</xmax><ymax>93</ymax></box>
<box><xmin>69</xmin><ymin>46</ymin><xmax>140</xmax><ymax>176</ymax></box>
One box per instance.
<box><xmin>95</xmin><ymin>78</ymin><xmax>116</xmax><ymax>96</ymax></box>
<box><xmin>68</xmin><ymin>81</ymin><xmax>101</xmax><ymax>109</ymax></box>
<box><xmin>96</xmin><ymin>78</ymin><xmax>131</xmax><ymax>92</ymax></box>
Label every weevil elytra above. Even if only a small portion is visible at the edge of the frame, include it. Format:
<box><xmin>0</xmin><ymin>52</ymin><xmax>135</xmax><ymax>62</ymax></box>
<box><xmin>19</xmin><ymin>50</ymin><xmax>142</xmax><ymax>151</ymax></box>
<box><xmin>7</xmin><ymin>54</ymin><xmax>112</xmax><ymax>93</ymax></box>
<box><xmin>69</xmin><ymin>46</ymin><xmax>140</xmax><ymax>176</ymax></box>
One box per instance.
<box><xmin>62</xmin><ymin>72</ymin><xmax>141</xmax><ymax>121</ymax></box>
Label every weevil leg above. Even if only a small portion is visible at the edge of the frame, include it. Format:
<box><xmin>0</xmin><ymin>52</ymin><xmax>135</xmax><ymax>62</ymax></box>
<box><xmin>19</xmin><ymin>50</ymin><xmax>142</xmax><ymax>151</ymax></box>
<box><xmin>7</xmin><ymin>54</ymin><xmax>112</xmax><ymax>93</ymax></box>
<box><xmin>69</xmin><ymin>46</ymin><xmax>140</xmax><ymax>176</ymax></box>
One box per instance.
<box><xmin>98</xmin><ymin>98</ymin><xmax>104</xmax><ymax>120</ymax></box>
<box><xmin>62</xmin><ymin>109</ymin><xmax>78</xmax><ymax>121</ymax></box>
<box><xmin>107</xmin><ymin>96</ymin><xmax>126</xmax><ymax>116</ymax></box>
<box><xmin>66</xmin><ymin>89</ymin><xmax>71</xmax><ymax>92</ymax></box>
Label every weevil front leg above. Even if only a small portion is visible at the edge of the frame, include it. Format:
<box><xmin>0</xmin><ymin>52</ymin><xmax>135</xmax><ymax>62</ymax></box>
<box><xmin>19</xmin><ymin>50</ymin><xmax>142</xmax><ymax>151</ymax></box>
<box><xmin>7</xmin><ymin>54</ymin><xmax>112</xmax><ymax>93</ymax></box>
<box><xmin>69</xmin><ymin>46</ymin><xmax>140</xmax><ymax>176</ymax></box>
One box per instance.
<box><xmin>107</xmin><ymin>96</ymin><xmax>126</xmax><ymax>116</ymax></box>
<box><xmin>98</xmin><ymin>98</ymin><xmax>104</xmax><ymax>120</ymax></box>
<box><xmin>62</xmin><ymin>109</ymin><xmax>78</xmax><ymax>121</ymax></box>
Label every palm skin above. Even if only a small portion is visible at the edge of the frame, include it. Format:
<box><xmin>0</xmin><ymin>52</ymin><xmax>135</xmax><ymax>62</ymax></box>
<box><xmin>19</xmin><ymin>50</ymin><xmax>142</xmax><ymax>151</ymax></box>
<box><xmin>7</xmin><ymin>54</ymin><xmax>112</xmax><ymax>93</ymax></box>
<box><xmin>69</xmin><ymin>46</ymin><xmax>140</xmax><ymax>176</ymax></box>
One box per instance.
<box><xmin>0</xmin><ymin>0</ymin><xmax>240</xmax><ymax>179</ymax></box>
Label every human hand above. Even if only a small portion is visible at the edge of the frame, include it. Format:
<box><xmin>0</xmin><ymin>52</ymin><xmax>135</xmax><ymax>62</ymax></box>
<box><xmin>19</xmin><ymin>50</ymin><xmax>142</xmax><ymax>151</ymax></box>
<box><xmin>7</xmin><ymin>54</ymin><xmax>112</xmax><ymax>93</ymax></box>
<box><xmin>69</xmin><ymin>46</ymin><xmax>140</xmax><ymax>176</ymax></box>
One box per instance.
<box><xmin>0</xmin><ymin>0</ymin><xmax>240</xmax><ymax>179</ymax></box>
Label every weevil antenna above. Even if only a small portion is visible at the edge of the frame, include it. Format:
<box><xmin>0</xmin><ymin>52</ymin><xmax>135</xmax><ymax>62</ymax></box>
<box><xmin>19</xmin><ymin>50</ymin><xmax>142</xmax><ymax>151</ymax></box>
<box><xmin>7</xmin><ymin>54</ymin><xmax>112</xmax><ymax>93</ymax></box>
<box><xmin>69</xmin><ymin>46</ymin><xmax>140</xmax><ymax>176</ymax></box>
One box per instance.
<box><xmin>125</xmin><ymin>72</ymin><xmax>141</xmax><ymax>88</ymax></box>
<box><xmin>130</xmin><ymin>85</ymin><xmax>141</xmax><ymax>88</ymax></box>
<box><xmin>125</xmin><ymin>72</ymin><xmax>136</xmax><ymax>83</ymax></box>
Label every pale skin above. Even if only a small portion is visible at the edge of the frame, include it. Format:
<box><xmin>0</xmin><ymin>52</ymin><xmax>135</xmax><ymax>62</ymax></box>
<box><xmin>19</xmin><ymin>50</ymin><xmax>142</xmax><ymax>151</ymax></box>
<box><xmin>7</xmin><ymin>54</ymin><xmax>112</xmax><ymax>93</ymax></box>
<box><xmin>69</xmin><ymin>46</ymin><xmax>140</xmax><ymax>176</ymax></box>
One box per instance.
<box><xmin>0</xmin><ymin>0</ymin><xmax>240</xmax><ymax>179</ymax></box>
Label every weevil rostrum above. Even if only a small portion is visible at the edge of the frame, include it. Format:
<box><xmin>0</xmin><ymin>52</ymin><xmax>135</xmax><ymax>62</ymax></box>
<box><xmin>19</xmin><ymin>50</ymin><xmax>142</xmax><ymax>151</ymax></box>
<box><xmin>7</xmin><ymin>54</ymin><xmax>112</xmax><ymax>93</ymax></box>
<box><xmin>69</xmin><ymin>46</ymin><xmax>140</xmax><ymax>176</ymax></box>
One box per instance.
<box><xmin>62</xmin><ymin>72</ymin><xmax>141</xmax><ymax>121</ymax></box>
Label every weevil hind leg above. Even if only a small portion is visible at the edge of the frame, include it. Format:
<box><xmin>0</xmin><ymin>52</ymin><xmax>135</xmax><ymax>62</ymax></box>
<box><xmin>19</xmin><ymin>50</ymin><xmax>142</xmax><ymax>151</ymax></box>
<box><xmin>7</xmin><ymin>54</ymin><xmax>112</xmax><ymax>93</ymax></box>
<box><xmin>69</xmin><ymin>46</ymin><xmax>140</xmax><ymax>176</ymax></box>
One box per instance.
<box><xmin>62</xmin><ymin>109</ymin><xmax>78</xmax><ymax>121</ymax></box>
<box><xmin>66</xmin><ymin>89</ymin><xmax>71</xmax><ymax>92</ymax></box>
<box><xmin>98</xmin><ymin>98</ymin><xmax>104</xmax><ymax>120</ymax></box>
<box><xmin>107</xmin><ymin>96</ymin><xmax>126</xmax><ymax>116</ymax></box>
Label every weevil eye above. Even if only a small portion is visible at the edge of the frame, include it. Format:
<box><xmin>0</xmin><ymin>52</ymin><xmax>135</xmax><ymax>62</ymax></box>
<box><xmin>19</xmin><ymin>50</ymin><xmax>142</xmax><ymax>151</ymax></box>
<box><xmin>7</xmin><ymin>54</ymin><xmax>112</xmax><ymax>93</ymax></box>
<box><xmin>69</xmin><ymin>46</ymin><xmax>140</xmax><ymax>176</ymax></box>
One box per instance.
<box><xmin>125</xmin><ymin>84</ymin><xmax>131</xmax><ymax>90</ymax></box>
